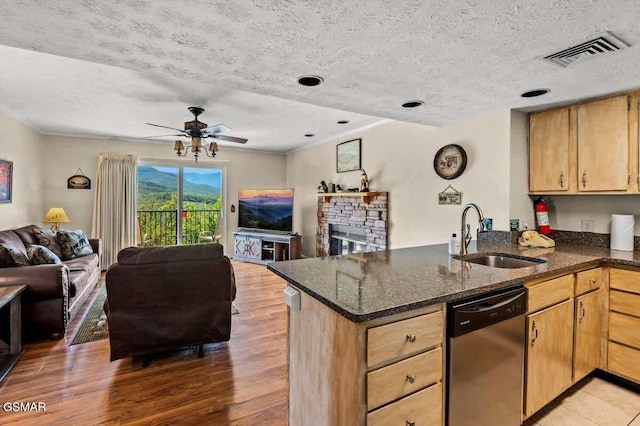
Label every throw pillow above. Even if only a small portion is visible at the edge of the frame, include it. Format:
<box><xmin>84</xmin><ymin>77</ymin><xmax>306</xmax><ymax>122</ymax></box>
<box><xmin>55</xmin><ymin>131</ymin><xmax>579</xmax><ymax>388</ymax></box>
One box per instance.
<box><xmin>56</xmin><ymin>230</ymin><xmax>93</xmax><ymax>260</ymax></box>
<box><xmin>33</xmin><ymin>228</ymin><xmax>63</xmax><ymax>258</ymax></box>
<box><xmin>27</xmin><ymin>244</ymin><xmax>62</xmax><ymax>265</ymax></box>
<box><xmin>0</xmin><ymin>243</ymin><xmax>31</xmax><ymax>267</ymax></box>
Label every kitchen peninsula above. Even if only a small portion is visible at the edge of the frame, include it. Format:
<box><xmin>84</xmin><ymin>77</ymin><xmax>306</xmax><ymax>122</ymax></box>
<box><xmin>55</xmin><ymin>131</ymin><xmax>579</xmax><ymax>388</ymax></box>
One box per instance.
<box><xmin>268</xmin><ymin>242</ymin><xmax>640</xmax><ymax>425</ymax></box>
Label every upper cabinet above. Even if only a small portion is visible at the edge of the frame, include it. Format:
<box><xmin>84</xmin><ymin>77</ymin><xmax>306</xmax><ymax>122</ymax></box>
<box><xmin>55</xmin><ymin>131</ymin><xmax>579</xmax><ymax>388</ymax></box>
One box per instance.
<box><xmin>577</xmin><ymin>95</ymin><xmax>629</xmax><ymax>191</ymax></box>
<box><xmin>529</xmin><ymin>108</ymin><xmax>570</xmax><ymax>192</ymax></box>
<box><xmin>529</xmin><ymin>93</ymin><xmax>634</xmax><ymax>194</ymax></box>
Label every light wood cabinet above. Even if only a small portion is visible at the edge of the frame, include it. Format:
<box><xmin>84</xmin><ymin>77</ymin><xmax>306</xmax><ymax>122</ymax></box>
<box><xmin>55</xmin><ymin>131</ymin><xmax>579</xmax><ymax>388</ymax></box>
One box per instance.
<box><xmin>525</xmin><ymin>299</ymin><xmax>574</xmax><ymax>417</ymax></box>
<box><xmin>367</xmin><ymin>384</ymin><xmax>442</xmax><ymax>426</ymax></box>
<box><xmin>529</xmin><ymin>108</ymin><xmax>571</xmax><ymax>192</ymax></box>
<box><xmin>527</xmin><ymin>274</ymin><xmax>574</xmax><ymax>312</ymax></box>
<box><xmin>573</xmin><ymin>289</ymin><xmax>603</xmax><ymax>381</ymax></box>
<box><xmin>575</xmin><ymin>268</ymin><xmax>602</xmax><ymax>296</ymax></box>
<box><xmin>577</xmin><ymin>95</ymin><xmax>630</xmax><ymax>191</ymax></box>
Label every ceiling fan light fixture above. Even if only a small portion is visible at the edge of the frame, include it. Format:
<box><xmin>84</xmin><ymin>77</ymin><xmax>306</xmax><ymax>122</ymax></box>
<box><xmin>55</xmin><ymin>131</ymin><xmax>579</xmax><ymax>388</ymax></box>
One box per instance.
<box><xmin>521</xmin><ymin>89</ymin><xmax>550</xmax><ymax>98</ymax></box>
<box><xmin>209</xmin><ymin>141</ymin><xmax>219</xmax><ymax>152</ymax></box>
<box><xmin>297</xmin><ymin>75</ymin><xmax>324</xmax><ymax>86</ymax></box>
<box><xmin>192</xmin><ymin>137</ymin><xmax>202</xmax><ymax>149</ymax></box>
<box><xmin>173</xmin><ymin>140</ymin><xmax>185</xmax><ymax>151</ymax></box>
<box><xmin>402</xmin><ymin>100</ymin><xmax>424</xmax><ymax>108</ymax></box>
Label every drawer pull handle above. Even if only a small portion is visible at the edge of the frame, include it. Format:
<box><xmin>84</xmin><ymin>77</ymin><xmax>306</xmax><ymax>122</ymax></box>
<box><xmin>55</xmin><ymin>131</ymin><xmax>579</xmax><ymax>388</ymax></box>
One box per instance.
<box><xmin>582</xmin><ymin>170</ymin><xmax>587</xmax><ymax>187</ymax></box>
<box><xmin>560</xmin><ymin>171</ymin><xmax>564</xmax><ymax>188</ymax></box>
<box><xmin>406</xmin><ymin>374</ymin><xmax>416</xmax><ymax>384</ymax></box>
<box><xmin>407</xmin><ymin>421</ymin><xmax>416</xmax><ymax>426</ymax></box>
<box><xmin>579</xmin><ymin>301</ymin><xmax>586</xmax><ymax>323</ymax></box>
<box><xmin>589</xmin><ymin>278</ymin><xmax>597</xmax><ymax>285</ymax></box>
<box><xmin>531</xmin><ymin>321</ymin><xmax>538</xmax><ymax>346</ymax></box>
<box><xmin>406</xmin><ymin>334</ymin><xmax>416</xmax><ymax>343</ymax></box>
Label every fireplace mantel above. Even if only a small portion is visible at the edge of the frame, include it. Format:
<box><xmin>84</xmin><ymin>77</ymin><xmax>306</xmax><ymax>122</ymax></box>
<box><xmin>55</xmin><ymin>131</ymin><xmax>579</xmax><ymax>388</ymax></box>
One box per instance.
<box><xmin>317</xmin><ymin>191</ymin><xmax>383</xmax><ymax>204</ymax></box>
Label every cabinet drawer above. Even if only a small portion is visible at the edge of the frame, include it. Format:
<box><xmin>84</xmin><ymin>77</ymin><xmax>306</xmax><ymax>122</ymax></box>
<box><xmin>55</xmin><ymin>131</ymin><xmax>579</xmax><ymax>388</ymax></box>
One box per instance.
<box><xmin>609</xmin><ymin>312</ymin><xmax>640</xmax><ymax>349</ymax></box>
<box><xmin>610</xmin><ymin>269</ymin><xmax>640</xmax><ymax>294</ymax></box>
<box><xmin>608</xmin><ymin>342</ymin><xmax>640</xmax><ymax>384</ymax></box>
<box><xmin>610</xmin><ymin>290</ymin><xmax>640</xmax><ymax>317</ymax></box>
<box><xmin>527</xmin><ymin>275</ymin><xmax>574</xmax><ymax>313</ymax></box>
<box><xmin>367</xmin><ymin>310</ymin><xmax>443</xmax><ymax>368</ymax></box>
<box><xmin>367</xmin><ymin>383</ymin><xmax>442</xmax><ymax>426</ymax></box>
<box><xmin>367</xmin><ymin>347</ymin><xmax>442</xmax><ymax>411</ymax></box>
<box><xmin>575</xmin><ymin>268</ymin><xmax>602</xmax><ymax>295</ymax></box>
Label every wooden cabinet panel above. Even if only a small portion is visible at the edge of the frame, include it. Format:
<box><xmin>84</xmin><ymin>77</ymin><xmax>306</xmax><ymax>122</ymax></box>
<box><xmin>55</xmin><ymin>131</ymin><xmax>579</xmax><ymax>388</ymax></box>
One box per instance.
<box><xmin>610</xmin><ymin>290</ymin><xmax>640</xmax><ymax>317</ymax></box>
<box><xmin>574</xmin><ymin>289</ymin><xmax>603</xmax><ymax>382</ymax></box>
<box><xmin>529</xmin><ymin>108</ymin><xmax>571</xmax><ymax>192</ymax></box>
<box><xmin>608</xmin><ymin>342</ymin><xmax>640</xmax><ymax>384</ymax></box>
<box><xmin>367</xmin><ymin>383</ymin><xmax>442</xmax><ymax>426</ymax></box>
<box><xmin>367</xmin><ymin>310</ymin><xmax>443</xmax><ymax>368</ymax></box>
<box><xmin>525</xmin><ymin>299</ymin><xmax>574</xmax><ymax>417</ymax></box>
<box><xmin>575</xmin><ymin>268</ymin><xmax>602</xmax><ymax>296</ymax></box>
<box><xmin>527</xmin><ymin>275</ymin><xmax>574</xmax><ymax>313</ymax></box>
<box><xmin>609</xmin><ymin>312</ymin><xmax>640</xmax><ymax>350</ymax></box>
<box><xmin>367</xmin><ymin>348</ymin><xmax>442</xmax><ymax>411</ymax></box>
<box><xmin>610</xmin><ymin>268</ymin><xmax>640</xmax><ymax>294</ymax></box>
<box><xmin>577</xmin><ymin>95</ymin><xmax>629</xmax><ymax>191</ymax></box>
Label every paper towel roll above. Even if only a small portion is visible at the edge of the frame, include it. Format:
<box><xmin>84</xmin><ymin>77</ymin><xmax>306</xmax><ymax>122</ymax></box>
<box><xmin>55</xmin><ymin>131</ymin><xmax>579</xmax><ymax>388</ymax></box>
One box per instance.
<box><xmin>611</xmin><ymin>214</ymin><xmax>635</xmax><ymax>251</ymax></box>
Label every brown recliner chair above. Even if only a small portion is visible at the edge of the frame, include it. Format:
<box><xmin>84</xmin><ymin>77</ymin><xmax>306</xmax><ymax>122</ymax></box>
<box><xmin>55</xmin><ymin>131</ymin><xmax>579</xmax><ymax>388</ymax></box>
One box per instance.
<box><xmin>104</xmin><ymin>243</ymin><xmax>236</xmax><ymax>363</ymax></box>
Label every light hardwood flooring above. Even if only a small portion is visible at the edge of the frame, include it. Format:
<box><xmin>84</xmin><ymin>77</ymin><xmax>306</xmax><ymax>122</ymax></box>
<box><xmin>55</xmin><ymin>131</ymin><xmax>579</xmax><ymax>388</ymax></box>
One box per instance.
<box><xmin>0</xmin><ymin>261</ymin><xmax>289</xmax><ymax>425</ymax></box>
<box><xmin>2</xmin><ymin>261</ymin><xmax>640</xmax><ymax>425</ymax></box>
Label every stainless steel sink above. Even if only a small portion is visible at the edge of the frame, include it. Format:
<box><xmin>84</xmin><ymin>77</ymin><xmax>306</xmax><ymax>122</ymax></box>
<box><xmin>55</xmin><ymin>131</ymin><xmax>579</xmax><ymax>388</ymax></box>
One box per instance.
<box><xmin>456</xmin><ymin>253</ymin><xmax>547</xmax><ymax>269</ymax></box>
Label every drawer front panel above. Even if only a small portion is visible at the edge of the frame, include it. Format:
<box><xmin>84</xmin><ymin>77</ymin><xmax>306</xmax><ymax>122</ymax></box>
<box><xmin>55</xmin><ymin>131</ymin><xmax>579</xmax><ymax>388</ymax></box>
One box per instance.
<box><xmin>367</xmin><ymin>383</ymin><xmax>442</xmax><ymax>426</ymax></box>
<box><xmin>367</xmin><ymin>347</ymin><xmax>442</xmax><ymax>411</ymax></box>
<box><xmin>610</xmin><ymin>269</ymin><xmax>640</xmax><ymax>294</ymax></box>
<box><xmin>609</xmin><ymin>312</ymin><xmax>640</xmax><ymax>349</ymax></box>
<box><xmin>608</xmin><ymin>342</ymin><xmax>640</xmax><ymax>384</ymax></box>
<box><xmin>367</xmin><ymin>310</ymin><xmax>443</xmax><ymax>368</ymax></box>
<box><xmin>610</xmin><ymin>290</ymin><xmax>640</xmax><ymax>317</ymax></box>
<box><xmin>575</xmin><ymin>268</ymin><xmax>602</xmax><ymax>295</ymax></box>
<box><xmin>527</xmin><ymin>275</ymin><xmax>574</xmax><ymax>313</ymax></box>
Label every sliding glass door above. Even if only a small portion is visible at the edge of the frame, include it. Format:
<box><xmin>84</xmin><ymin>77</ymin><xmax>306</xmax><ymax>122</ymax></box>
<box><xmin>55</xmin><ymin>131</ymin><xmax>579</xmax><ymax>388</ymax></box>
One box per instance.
<box><xmin>137</xmin><ymin>162</ymin><xmax>223</xmax><ymax>246</ymax></box>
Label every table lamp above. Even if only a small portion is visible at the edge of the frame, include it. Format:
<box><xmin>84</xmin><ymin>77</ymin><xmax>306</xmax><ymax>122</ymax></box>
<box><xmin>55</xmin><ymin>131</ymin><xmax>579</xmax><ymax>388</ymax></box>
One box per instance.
<box><xmin>43</xmin><ymin>207</ymin><xmax>70</xmax><ymax>231</ymax></box>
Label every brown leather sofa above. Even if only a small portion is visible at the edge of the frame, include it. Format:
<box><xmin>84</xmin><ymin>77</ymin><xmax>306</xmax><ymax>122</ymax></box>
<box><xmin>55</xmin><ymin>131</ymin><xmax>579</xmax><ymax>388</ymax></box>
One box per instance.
<box><xmin>104</xmin><ymin>243</ymin><xmax>236</xmax><ymax>362</ymax></box>
<box><xmin>0</xmin><ymin>225</ymin><xmax>102</xmax><ymax>340</ymax></box>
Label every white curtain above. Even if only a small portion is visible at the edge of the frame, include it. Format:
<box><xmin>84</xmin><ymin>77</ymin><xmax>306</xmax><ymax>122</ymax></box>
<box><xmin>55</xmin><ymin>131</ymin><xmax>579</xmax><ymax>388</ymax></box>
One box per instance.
<box><xmin>92</xmin><ymin>153</ymin><xmax>138</xmax><ymax>269</ymax></box>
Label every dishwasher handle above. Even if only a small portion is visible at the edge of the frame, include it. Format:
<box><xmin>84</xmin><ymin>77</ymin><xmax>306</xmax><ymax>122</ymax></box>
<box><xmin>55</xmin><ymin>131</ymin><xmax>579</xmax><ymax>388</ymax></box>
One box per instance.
<box><xmin>456</xmin><ymin>292</ymin><xmax>525</xmax><ymax>314</ymax></box>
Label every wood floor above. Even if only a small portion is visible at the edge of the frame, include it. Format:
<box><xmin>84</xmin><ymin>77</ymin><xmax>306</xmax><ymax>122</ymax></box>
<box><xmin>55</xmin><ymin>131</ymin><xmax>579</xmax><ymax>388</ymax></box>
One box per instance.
<box><xmin>2</xmin><ymin>260</ymin><xmax>640</xmax><ymax>425</ymax></box>
<box><xmin>0</xmin><ymin>261</ymin><xmax>289</xmax><ymax>425</ymax></box>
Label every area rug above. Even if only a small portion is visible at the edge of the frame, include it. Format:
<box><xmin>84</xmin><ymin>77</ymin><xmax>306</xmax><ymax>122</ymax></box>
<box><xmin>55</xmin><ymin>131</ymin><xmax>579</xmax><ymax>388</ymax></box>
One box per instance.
<box><xmin>70</xmin><ymin>285</ymin><xmax>240</xmax><ymax>345</ymax></box>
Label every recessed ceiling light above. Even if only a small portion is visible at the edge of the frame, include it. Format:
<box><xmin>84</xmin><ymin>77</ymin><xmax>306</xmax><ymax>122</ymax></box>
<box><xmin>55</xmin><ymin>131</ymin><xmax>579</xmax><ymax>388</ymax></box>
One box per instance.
<box><xmin>305</xmin><ymin>133</ymin><xmax>315</xmax><ymax>137</ymax></box>
<box><xmin>402</xmin><ymin>100</ymin><xmax>424</xmax><ymax>108</ymax></box>
<box><xmin>337</xmin><ymin>120</ymin><xmax>349</xmax><ymax>124</ymax></box>
<box><xmin>521</xmin><ymin>89</ymin><xmax>550</xmax><ymax>98</ymax></box>
<box><xmin>297</xmin><ymin>75</ymin><xmax>324</xmax><ymax>86</ymax></box>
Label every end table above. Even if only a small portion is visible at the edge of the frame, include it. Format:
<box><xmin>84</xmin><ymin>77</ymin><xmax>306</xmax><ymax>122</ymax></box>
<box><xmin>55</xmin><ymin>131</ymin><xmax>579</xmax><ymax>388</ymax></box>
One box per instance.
<box><xmin>0</xmin><ymin>285</ymin><xmax>26</xmax><ymax>382</ymax></box>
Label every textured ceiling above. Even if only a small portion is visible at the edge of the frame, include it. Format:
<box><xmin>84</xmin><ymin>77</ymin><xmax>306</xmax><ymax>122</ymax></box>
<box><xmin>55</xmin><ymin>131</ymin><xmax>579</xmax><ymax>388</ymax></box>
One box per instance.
<box><xmin>1</xmin><ymin>0</ymin><xmax>640</xmax><ymax>145</ymax></box>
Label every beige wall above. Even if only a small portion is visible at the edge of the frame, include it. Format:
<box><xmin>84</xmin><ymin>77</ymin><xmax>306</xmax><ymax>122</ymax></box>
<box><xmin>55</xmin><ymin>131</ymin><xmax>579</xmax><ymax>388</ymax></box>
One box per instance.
<box><xmin>287</xmin><ymin>110</ymin><xmax>517</xmax><ymax>256</ymax></box>
<box><xmin>0</xmin><ymin>112</ymin><xmax>44</xmax><ymax>229</ymax></box>
<box><xmin>510</xmin><ymin>110</ymin><xmax>535</xmax><ymax>230</ymax></box>
<box><xmin>41</xmin><ymin>135</ymin><xmax>287</xmax><ymax>252</ymax></box>
<box><xmin>547</xmin><ymin>195</ymin><xmax>640</xmax><ymax>235</ymax></box>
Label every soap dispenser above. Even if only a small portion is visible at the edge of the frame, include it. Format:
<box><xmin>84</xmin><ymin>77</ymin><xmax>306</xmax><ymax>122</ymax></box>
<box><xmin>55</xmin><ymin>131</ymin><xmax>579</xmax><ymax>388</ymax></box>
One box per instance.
<box><xmin>448</xmin><ymin>233</ymin><xmax>459</xmax><ymax>255</ymax></box>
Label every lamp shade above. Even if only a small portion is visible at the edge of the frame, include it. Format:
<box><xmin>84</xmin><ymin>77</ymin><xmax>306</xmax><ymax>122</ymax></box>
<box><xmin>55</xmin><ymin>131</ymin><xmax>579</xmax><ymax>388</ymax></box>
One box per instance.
<box><xmin>173</xmin><ymin>140</ymin><xmax>185</xmax><ymax>151</ymax></box>
<box><xmin>43</xmin><ymin>207</ymin><xmax>70</xmax><ymax>224</ymax></box>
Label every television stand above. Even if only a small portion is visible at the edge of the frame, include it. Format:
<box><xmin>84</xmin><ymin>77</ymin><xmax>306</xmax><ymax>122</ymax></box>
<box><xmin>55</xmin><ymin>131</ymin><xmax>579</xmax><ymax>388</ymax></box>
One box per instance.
<box><xmin>233</xmin><ymin>230</ymin><xmax>302</xmax><ymax>265</ymax></box>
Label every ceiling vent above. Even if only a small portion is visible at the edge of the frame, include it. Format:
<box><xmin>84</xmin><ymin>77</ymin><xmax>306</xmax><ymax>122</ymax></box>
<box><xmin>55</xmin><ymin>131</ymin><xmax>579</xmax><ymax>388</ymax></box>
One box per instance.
<box><xmin>542</xmin><ymin>32</ymin><xmax>629</xmax><ymax>67</ymax></box>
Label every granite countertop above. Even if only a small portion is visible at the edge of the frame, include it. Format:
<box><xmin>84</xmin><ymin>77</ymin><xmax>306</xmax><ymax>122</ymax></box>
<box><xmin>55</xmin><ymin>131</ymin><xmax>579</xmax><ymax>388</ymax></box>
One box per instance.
<box><xmin>267</xmin><ymin>241</ymin><xmax>640</xmax><ymax>322</ymax></box>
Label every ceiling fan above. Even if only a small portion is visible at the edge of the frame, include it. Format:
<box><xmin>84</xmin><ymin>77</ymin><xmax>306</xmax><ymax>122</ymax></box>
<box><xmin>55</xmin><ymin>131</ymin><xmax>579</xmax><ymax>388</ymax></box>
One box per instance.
<box><xmin>145</xmin><ymin>106</ymin><xmax>248</xmax><ymax>161</ymax></box>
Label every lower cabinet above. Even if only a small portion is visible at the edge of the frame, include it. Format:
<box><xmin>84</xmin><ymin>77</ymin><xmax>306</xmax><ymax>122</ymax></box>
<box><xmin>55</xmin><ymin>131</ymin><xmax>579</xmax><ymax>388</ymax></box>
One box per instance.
<box><xmin>367</xmin><ymin>383</ymin><xmax>442</xmax><ymax>426</ymax></box>
<box><xmin>573</xmin><ymin>289</ymin><xmax>604</xmax><ymax>381</ymax></box>
<box><xmin>609</xmin><ymin>268</ymin><xmax>640</xmax><ymax>385</ymax></box>
<box><xmin>525</xmin><ymin>299</ymin><xmax>574</xmax><ymax>417</ymax></box>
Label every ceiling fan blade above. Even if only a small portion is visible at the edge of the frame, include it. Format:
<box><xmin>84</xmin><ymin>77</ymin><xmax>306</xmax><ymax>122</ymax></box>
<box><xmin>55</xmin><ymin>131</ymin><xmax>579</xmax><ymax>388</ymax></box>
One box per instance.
<box><xmin>141</xmin><ymin>134</ymin><xmax>186</xmax><ymax>139</ymax></box>
<box><xmin>211</xmin><ymin>134</ymin><xmax>248</xmax><ymax>144</ymax></box>
<box><xmin>202</xmin><ymin>124</ymin><xmax>232</xmax><ymax>134</ymax></box>
<box><xmin>145</xmin><ymin>123</ymin><xmax>187</xmax><ymax>133</ymax></box>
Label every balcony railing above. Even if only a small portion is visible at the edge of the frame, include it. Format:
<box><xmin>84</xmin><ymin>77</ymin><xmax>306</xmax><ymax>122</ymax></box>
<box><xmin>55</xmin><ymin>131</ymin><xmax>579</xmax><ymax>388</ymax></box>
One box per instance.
<box><xmin>137</xmin><ymin>209</ymin><xmax>221</xmax><ymax>246</ymax></box>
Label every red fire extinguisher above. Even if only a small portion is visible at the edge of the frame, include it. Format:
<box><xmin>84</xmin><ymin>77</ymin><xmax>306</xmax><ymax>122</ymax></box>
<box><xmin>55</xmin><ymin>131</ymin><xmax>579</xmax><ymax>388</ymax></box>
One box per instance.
<box><xmin>534</xmin><ymin>197</ymin><xmax>551</xmax><ymax>235</ymax></box>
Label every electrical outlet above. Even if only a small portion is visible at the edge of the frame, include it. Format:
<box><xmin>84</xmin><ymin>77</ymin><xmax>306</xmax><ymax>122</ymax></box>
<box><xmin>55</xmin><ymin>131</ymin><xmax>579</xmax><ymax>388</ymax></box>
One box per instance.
<box><xmin>581</xmin><ymin>219</ymin><xmax>595</xmax><ymax>232</ymax></box>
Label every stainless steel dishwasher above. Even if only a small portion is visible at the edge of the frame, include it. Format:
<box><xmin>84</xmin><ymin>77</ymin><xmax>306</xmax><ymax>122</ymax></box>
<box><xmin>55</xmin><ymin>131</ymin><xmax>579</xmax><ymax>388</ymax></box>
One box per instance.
<box><xmin>446</xmin><ymin>285</ymin><xmax>526</xmax><ymax>426</ymax></box>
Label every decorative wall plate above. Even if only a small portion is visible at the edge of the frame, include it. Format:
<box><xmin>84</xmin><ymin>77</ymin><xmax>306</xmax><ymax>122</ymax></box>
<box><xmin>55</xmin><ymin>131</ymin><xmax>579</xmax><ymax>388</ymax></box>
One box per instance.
<box><xmin>433</xmin><ymin>144</ymin><xmax>467</xmax><ymax>180</ymax></box>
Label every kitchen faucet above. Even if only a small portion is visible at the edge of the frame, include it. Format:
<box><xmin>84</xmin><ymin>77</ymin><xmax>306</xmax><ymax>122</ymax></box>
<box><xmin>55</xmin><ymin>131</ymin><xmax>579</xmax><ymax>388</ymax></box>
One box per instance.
<box><xmin>460</xmin><ymin>203</ymin><xmax>488</xmax><ymax>256</ymax></box>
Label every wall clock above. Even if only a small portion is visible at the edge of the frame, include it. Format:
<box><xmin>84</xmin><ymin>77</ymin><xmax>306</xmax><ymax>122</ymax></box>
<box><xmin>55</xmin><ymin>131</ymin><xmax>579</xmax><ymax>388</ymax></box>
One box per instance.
<box><xmin>433</xmin><ymin>144</ymin><xmax>467</xmax><ymax>180</ymax></box>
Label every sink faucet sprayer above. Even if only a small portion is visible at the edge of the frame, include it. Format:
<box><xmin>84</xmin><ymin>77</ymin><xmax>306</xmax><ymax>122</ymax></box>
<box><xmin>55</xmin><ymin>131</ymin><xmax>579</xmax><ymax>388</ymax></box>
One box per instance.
<box><xmin>460</xmin><ymin>203</ymin><xmax>488</xmax><ymax>256</ymax></box>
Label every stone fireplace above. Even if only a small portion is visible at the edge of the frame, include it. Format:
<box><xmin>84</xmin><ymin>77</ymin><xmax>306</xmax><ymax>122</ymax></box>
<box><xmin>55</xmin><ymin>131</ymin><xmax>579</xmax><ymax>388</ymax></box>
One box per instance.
<box><xmin>316</xmin><ymin>192</ymin><xmax>388</xmax><ymax>257</ymax></box>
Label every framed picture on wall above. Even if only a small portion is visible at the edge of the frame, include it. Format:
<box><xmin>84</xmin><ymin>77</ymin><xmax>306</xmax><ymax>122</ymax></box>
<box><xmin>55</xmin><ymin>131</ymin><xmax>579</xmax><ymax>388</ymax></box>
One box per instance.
<box><xmin>337</xmin><ymin>138</ymin><xmax>361</xmax><ymax>173</ymax></box>
<box><xmin>0</xmin><ymin>159</ymin><xmax>13</xmax><ymax>204</ymax></box>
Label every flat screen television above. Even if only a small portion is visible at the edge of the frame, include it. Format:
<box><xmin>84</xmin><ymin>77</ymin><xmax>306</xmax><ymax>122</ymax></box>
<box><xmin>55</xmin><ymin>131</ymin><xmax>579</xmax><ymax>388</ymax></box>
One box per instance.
<box><xmin>238</xmin><ymin>189</ymin><xmax>294</xmax><ymax>232</ymax></box>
